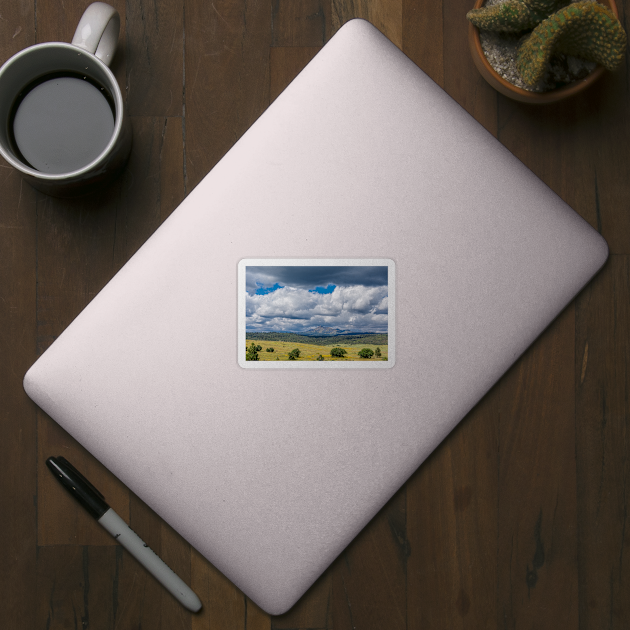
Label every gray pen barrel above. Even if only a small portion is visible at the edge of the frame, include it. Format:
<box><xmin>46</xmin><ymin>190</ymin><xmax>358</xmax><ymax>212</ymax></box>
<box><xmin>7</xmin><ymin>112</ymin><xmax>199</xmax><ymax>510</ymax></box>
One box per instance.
<box><xmin>98</xmin><ymin>508</ymin><xmax>202</xmax><ymax>612</ymax></box>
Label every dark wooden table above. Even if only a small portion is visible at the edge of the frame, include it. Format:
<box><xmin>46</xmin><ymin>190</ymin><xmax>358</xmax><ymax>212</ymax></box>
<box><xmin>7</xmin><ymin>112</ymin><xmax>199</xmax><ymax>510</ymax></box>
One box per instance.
<box><xmin>2</xmin><ymin>0</ymin><xmax>628</xmax><ymax>628</ymax></box>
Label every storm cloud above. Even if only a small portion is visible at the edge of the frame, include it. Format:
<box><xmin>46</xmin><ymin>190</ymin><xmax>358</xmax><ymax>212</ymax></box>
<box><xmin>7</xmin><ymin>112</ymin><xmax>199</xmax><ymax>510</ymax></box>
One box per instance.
<box><xmin>245</xmin><ymin>265</ymin><xmax>388</xmax><ymax>294</ymax></box>
<box><xmin>245</xmin><ymin>265</ymin><xmax>389</xmax><ymax>333</ymax></box>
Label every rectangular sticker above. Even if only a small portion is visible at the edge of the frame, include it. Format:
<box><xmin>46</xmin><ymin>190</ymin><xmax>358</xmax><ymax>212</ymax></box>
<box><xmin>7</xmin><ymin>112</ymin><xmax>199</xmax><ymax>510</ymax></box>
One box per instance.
<box><xmin>238</xmin><ymin>259</ymin><xmax>395</xmax><ymax>368</ymax></box>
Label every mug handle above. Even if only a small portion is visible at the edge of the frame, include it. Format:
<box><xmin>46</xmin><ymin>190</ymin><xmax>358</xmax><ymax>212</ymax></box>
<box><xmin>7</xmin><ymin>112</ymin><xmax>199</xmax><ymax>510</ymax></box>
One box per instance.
<box><xmin>71</xmin><ymin>2</ymin><xmax>120</xmax><ymax>67</ymax></box>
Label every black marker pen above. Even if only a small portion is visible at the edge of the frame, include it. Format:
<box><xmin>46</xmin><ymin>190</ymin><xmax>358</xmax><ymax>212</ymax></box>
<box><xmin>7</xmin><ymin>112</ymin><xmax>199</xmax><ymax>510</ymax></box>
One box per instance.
<box><xmin>46</xmin><ymin>456</ymin><xmax>202</xmax><ymax>612</ymax></box>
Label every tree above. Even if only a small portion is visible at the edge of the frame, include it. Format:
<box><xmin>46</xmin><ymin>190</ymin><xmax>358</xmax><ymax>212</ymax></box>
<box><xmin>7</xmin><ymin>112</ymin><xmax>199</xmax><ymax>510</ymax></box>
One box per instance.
<box><xmin>375</xmin><ymin>347</ymin><xmax>381</xmax><ymax>357</ymax></box>
<box><xmin>330</xmin><ymin>347</ymin><xmax>347</xmax><ymax>357</ymax></box>
<box><xmin>266</xmin><ymin>347</ymin><xmax>274</xmax><ymax>352</ymax></box>
<box><xmin>316</xmin><ymin>354</ymin><xmax>324</xmax><ymax>361</ymax></box>
<box><xmin>288</xmin><ymin>348</ymin><xmax>301</xmax><ymax>360</ymax></box>
<box><xmin>358</xmin><ymin>348</ymin><xmax>374</xmax><ymax>359</ymax></box>
<box><xmin>246</xmin><ymin>342</ymin><xmax>259</xmax><ymax>361</ymax></box>
<box><xmin>255</xmin><ymin>344</ymin><xmax>262</xmax><ymax>351</ymax></box>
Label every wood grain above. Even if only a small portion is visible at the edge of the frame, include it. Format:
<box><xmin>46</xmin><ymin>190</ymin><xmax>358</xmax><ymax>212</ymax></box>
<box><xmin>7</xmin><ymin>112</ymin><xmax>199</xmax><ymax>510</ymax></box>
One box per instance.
<box><xmin>332</xmin><ymin>0</ymin><xmax>403</xmax><ymax>48</ymax></box>
<box><xmin>271</xmin><ymin>0</ymin><xmax>331</xmax><ymax>46</ymax></box>
<box><xmin>111</xmin><ymin>115</ymin><xmax>185</xmax><ymax>270</ymax></box>
<box><xmin>331</xmin><ymin>486</ymin><xmax>408</xmax><ymax>630</ymax></box>
<box><xmin>583</xmin><ymin>72</ymin><xmax>630</xmax><ymax>254</ymax></box>
<box><xmin>403</xmin><ymin>0</ymin><xmax>444</xmax><ymax>87</ymax></box>
<box><xmin>184</xmin><ymin>0</ymin><xmax>271</xmax><ymax>191</ymax></box>
<box><xmin>270</xmin><ymin>47</ymin><xmax>321</xmax><ymax>103</ymax></box>
<box><xmin>36</xmin><ymin>545</ymin><xmax>118</xmax><ymax>630</ymax></box>
<box><xmin>190</xmin><ymin>549</ymin><xmax>247</xmax><ymax>630</ymax></box>
<box><xmin>126</xmin><ymin>0</ymin><xmax>184</xmax><ymax>117</ymax></box>
<box><xmin>443</xmin><ymin>0</ymin><xmax>497</xmax><ymax>132</ymax></box>
<box><xmin>0</xmin><ymin>158</ymin><xmax>38</xmax><ymax>630</ymax></box>
<box><xmin>119</xmin><ymin>495</ymin><xmax>193</xmax><ymax>628</ymax></box>
<box><xmin>35</xmin><ymin>0</ymin><xmax>128</xmax><ymax>96</ymax></box>
<box><xmin>0</xmin><ymin>4</ymin><xmax>38</xmax><ymax>629</ymax></box>
<box><xmin>497</xmin><ymin>304</ymin><xmax>578</xmax><ymax>629</ymax></box>
<box><xmin>576</xmin><ymin>256</ymin><xmax>630</xmax><ymax>629</ymax></box>
<box><xmin>37</xmin><ymin>417</ymin><xmax>129</xmax><ymax>546</ymax></box>
<box><xmin>271</xmin><ymin>573</ymin><xmax>332</xmax><ymax>629</ymax></box>
<box><xmin>407</xmin><ymin>391</ymin><xmax>498</xmax><ymax>629</ymax></box>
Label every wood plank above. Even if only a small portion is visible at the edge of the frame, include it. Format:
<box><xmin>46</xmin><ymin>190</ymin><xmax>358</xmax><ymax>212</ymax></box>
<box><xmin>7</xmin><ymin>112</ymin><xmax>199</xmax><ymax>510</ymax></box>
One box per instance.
<box><xmin>496</xmin><ymin>96</ymin><xmax>598</xmax><ymax>223</ymax></box>
<box><xmin>36</xmin><ymin>545</ymin><xmax>118</xmax><ymax>630</ymax></box>
<box><xmin>33</xmin><ymin>187</ymin><xmax>120</xmax><ymax>354</ymax></box>
<box><xmin>112</xmin><ymin>116</ymin><xmax>185</xmax><ymax>271</ymax></box>
<box><xmin>270</xmin><ymin>47</ymin><xmax>321</xmax><ymax>103</ymax></box>
<box><xmin>0</xmin><ymin>0</ymin><xmax>36</xmax><ymax>55</ymax></box>
<box><xmin>0</xmin><ymin>5</ymin><xmax>38</xmax><ymax>629</ymax></box>
<box><xmin>443</xmin><ymin>0</ymin><xmax>497</xmax><ymax>132</ymax></box>
<box><xmin>497</xmin><ymin>305</ymin><xmax>578</xmax><ymax>628</ymax></box>
<box><xmin>36</xmin><ymin>0</ymin><xmax>124</xmax><ymax>45</ymax></box>
<box><xmin>271</xmin><ymin>0</ymin><xmax>331</xmax><ymax>46</ymax></box>
<box><xmin>575</xmin><ymin>256</ymin><xmax>630</xmax><ymax>629</ymax></box>
<box><xmin>35</xmin><ymin>0</ymin><xmax>128</xmax><ymax>96</ymax></box>
<box><xmin>271</xmin><ymin>573</ymin><xmax>332</xmax><ymax>629</ymax></box>
<box><xmin>190</xmin><ymin>548</ymin><xmax>248</xmax><ymax>630</ymax></box>
<box><xmin>331</xmin><ymin>0</ymin><xmax>402</xmax><ymax>48</ymax></box>
<box><xmin>402</xmin><ymin>0</ymin><xmax>444</xmax><ymax>88</ymax></box>
<box><xmin>493</xmin><ymin>49</ymin><xmax>630</xmax><ymax>256</ymax></box>
<box><xmin>407</xmin><ymin>391</ymin><xmax>499</xmax><ymax>629</ymax></box>
<box><xmin>330</xmin><ymin>485</ymin><xmax>407</xmax><ymax>630</ymax></box>
<box><xmin>491</xmin><ymin>34</ymin><xmax>628</xmax><ymax>626</ymax></box>
<box><xmin>582</xmin><ymin>72</ymin><xmax>630</xmax><ymax>254</ymax></box>
<box><xmin>492</xmin><ymin>64</ymin><xmax>621</xmax><ymax>629</ymax></box>
<box><xmin>109</xmin><ymin>494</ymin><xmax>193</xmax><ymax>629</ymax></box>
<box><xmin>159</xmin><ymin>116</ymin><xmax>187</xmax><ymax>221</ymax></box>
<box><xmin>247</xmin><ymin>599</ymin><xmax>272</xmax><ymax>630</ymax></box>
<box><xmin>126</xmin><ymin>0</ymin><xmax>184</xmax><ymax>117</ymax></box>
<box><xmin>37</xmin><ymin>497</ymin><xmax>192</xmax><ymax>630</ymax></box>
<box><xmin>0</xmin><ymin>137</ymin><xmax>38</xmax><ymax>630</ymax></box>
<box><xmin>112</xmin><ymin>535</ymin><xmax>194</xmax><ymax>629</ymax></box>
<box><xmin>184</xmin><ymin>0</ymin><xmax>272</xmax><ymax>192</ymax></box>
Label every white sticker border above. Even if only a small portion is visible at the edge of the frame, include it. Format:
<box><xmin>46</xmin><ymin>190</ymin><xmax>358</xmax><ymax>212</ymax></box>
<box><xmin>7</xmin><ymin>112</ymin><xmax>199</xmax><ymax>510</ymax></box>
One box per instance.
<box><xmin>238</xmin><ymin>258</ymin><xmax>395</xmax><ymax>369</ymax></box>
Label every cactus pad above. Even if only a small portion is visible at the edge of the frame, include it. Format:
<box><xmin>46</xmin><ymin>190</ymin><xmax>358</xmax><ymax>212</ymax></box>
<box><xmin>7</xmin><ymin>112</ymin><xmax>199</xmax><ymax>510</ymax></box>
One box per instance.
<box><xmin>467</xmin><ymin>0</ymin><xmax>569</xmax><ymax>33</ymax></box>
<box><xmin>516</xmin><ymin>2</ymin><xmax>627</xmax><ymax>85</ymax></box>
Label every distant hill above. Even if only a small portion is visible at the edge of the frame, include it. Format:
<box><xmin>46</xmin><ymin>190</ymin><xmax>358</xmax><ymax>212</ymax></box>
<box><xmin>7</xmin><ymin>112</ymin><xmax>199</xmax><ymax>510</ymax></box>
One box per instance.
<box><xmin>301</xmin><ymin>326</ymin><xmax>354</xmax><ymax>336</ymax></box>
<box><xmin>246</xmin><ymin>331</ymin><xmax>388</xmax><ymax>346</ymax></box>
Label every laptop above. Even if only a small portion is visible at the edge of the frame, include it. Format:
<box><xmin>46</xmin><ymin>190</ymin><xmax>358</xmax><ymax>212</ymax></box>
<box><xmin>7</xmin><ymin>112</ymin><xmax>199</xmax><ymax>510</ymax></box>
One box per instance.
<box><xmin>23</xmin><ymin>19</ymin><xmax>608</xmax><ymax>614</ymax></box>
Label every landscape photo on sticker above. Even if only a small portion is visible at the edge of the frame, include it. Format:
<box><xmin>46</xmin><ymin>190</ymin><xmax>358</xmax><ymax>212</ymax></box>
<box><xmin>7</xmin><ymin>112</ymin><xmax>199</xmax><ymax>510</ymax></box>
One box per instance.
<box><xmin>244</xmin><ymin>264</ymin><xmax>389</xmax><ymax>362</ymax></box>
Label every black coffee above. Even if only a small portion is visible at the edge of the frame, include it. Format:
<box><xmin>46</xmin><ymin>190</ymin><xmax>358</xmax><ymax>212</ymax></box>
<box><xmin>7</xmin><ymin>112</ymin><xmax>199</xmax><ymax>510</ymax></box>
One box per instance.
<box><xmin>10</xmin><ymin>73</ymin><xmax>115</xmax><ymax>174</ymax></box>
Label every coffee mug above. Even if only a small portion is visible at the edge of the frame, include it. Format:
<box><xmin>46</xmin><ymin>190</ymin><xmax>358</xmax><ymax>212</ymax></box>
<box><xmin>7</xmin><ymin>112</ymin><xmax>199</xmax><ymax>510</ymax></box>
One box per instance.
<box><xmin>0</xmin><ymin>2</ymin><xmax>132</xmax><ymax>197</ymax></box>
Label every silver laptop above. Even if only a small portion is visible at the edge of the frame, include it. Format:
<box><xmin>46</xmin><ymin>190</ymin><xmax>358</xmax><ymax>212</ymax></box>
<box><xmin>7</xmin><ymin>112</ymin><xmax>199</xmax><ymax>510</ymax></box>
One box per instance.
<box><xmin>23</xmin><ymin>19</ymin><xmax>608</xmax><ymax>614</ymax></box>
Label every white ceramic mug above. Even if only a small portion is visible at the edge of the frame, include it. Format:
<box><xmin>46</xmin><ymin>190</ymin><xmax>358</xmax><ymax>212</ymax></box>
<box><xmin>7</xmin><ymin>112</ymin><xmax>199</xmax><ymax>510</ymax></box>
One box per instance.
<box><xmin>0</xmin><ymin>2</ymin><xmax>131</xmax><ymax>197</ymax></box>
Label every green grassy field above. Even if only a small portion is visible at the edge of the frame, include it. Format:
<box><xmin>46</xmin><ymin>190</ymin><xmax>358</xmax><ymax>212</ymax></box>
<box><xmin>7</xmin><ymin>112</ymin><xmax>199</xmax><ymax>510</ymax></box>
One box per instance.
<box><xmin>245</xmin><ymin>339</ymin><xmax>388</xmax><ymax>361</ymax></box>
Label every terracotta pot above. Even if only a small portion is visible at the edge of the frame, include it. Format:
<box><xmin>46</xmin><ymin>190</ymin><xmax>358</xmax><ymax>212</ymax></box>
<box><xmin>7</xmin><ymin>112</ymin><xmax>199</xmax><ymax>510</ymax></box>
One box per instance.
<box><xmin>468</xmin><ymin>0</ymin><xmax>619</xmax><ymax>103</ymax></box>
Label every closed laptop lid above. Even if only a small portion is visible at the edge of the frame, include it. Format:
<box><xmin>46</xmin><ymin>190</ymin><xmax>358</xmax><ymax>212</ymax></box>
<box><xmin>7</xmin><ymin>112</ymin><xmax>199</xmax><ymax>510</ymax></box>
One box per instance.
<box><xmin>24</xmin><ymin>19</ymin><xmax>607</xmax><ymax>614</ymax></box>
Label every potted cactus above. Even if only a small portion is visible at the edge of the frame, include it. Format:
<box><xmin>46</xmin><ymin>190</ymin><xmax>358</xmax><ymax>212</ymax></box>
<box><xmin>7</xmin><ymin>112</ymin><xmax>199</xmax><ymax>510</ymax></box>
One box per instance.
<box><xmin>467</xmin><ymin>0</ymin><xmax>627</xmax><ymax>102</ymax></box>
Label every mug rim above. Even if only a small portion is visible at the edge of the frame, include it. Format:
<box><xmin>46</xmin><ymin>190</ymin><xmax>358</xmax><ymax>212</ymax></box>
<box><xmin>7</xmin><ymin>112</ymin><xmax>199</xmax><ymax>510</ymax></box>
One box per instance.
<box><xmin>0</xmin><ymin>41</ymin><xmax>125</xmax><ymax>181</ymax></box>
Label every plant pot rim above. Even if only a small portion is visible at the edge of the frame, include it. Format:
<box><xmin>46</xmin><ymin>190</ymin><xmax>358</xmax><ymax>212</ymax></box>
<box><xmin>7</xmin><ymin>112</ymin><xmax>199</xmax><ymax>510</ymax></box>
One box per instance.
<box><xmin>468</xmin><ymin>0</ymin><xmax>618</xmax><ymax>103</ymax></box>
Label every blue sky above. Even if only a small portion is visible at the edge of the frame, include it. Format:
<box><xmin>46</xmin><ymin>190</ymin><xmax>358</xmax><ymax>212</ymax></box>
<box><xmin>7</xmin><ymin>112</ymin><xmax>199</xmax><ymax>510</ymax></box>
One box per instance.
<box><xmin>245</xmin><ymin>266</ymin><xmax>388</xmax><ymax>333</ymax></box>
<box><xmin>254</xmin><ymin>282</ymin><xmax>337</xmax><ymax>296</ymax></box>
